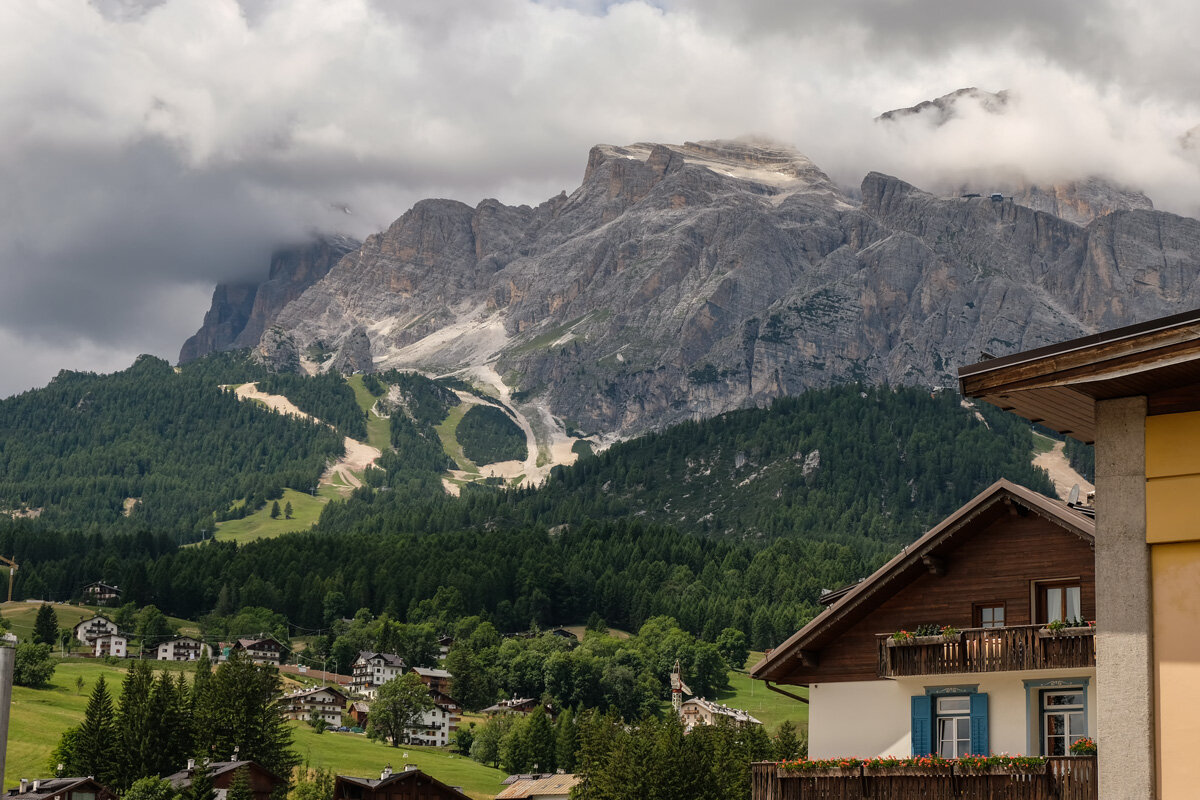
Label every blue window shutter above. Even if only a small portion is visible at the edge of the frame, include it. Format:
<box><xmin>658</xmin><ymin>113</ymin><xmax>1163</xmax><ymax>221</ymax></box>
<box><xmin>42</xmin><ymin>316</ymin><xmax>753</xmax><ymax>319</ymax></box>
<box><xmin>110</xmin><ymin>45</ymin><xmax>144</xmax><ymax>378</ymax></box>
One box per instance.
<box><xmin>911</xmin><ymin>695</ymin><xmax>932</xmax><ymax>756</ymax></box>
<box><xmin>969</xmin><ymin>692</ymin><xmax>989</xmax><ymax>755</ymax></box>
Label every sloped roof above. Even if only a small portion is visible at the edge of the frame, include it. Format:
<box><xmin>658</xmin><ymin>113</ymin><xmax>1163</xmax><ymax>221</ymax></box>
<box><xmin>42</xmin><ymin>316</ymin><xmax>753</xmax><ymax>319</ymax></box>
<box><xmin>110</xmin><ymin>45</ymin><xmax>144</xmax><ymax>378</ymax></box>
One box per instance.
<box><xmin>336</xmin><ymin>769</ymin><xmax>469</xmax><ymax>799</ymax></box>
<box><xmin>751</xmin><ymin>479</ymin><xmax>1094</xmax><ymax>683</ymax></box>
<box><xmin>411</xmin><ymin>666</ymin><xmax>451</xmax><ymax>679</ymax></box>
<box><xmin>680</xmin><ymin>698</ymin><xmax>761</xmax><ymax>725</ymax></box>
<box><xmin>355</xmin><ymin>651</ymin><xmax>404</xmax><ymax>667</ymax></box>
<box><xmin>285</xmin><ymin>685</ymin><xmax>348</xmax><ymax>702</ymax></box>
<box><xmin>959</xmin><ymin>306</ymin><xmax>1200</xmax><ymax>442</ymax></box>
<box><xmin>73</xmin><ymin>615</ymin><xmax>115</xmax><ymax>631</ymax></box>
<box><xmin>495</xmin><ymin>774</ymin><xmax>581</xmax><ymax>799</ymax></box>
<box><xmin>4</xmin><ymin>778</ymin><xmax>110</xmax><ymax>800</ymax></box>
<box><xmin>165</xmin><ymin>760</ymin><xmax>281</xmax><ymax>789</ymax></box>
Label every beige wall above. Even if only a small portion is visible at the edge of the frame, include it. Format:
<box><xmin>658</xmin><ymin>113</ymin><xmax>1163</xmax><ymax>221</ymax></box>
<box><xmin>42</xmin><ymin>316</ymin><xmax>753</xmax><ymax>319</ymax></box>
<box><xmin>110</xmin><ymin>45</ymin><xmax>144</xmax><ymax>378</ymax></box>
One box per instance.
<box><xmin>807</xmin><ymin>671</ymin><xmax>1095</xmax><ymax>759</ymax></box>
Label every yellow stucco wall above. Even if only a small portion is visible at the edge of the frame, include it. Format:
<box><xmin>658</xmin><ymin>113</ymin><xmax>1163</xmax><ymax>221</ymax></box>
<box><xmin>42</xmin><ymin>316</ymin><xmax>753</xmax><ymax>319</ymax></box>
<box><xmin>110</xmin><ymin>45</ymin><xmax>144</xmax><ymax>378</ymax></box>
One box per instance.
<box><xmin>1146</xmin><ymin>413</ymin><xmax>1200</xmax><ymax>797</ymax></box>
<box><xmin>1146</xmin><ymin>412</ymin><xmax>1200</xmax><ymax>543</ymax></box>
<box><xmin>1151</xmin><ymin>542</ymin><xmax>1200</xmax><ymax>798</ymax></box>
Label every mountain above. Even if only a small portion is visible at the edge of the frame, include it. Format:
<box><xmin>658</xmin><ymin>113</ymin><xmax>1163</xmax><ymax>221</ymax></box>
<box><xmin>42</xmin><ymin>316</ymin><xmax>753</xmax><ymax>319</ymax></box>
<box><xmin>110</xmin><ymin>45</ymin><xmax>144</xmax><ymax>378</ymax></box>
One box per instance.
<box><xmin>182</xmin><ymin>139</ymin><xmax>1200</xmax><ymax>442</ymax></box>
<box><xmin>179</xmin><ymin>235</ymin><xmax>358</xmax><ymax>363</ymax></box>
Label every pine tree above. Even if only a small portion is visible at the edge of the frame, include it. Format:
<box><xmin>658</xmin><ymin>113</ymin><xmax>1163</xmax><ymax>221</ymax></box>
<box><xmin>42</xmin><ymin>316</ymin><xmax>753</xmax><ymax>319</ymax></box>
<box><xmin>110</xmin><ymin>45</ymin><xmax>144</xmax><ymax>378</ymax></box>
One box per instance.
<box><xmin>284</xmin><ymin>501</ymin><xmax>293</xmax><ymax>519</ymax></box>
<box><xmin>525</xmin><ymin>706</ymin><xmax>555</xmax><ymax>773</ymax></box>
<box><xmin>33</xmin><ymin>603</ymin><xmax>58</xmax><ymax>645</ymax></box>
<box><xmin>115</xmin><ymin>660</ymin><xmax>155</xmax><ymax>788</ymax></box>
<box><xmin>73</xmin><ymin>675</ymin><xmax>118</xmax><ymax>784</ymax></box>
<box><xmin>225</xmin><ymin>767</ymin><xmax>253</xmax><ymax>800</ymax></box>
<box><xmin>554</xmin><ymin>707</ymin><xmax>578</xmax><ymax>773</ymax></box>
<box><xmin>270</xmin><ymin>501</ymin><xmax>281</xmax><ymax>519</ymax></box>
<box><xmin>772</xmin><ymin>720</ymin><xmax>801</xmax><ymax>760</ymax></box>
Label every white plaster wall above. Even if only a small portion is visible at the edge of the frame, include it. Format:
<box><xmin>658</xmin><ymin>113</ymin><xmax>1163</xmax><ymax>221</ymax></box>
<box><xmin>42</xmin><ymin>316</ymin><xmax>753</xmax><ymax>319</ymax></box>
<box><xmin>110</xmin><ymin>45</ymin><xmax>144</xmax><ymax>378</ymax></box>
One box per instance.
<box><xmin>810</xmin><ymin>670</ymin><xmax>1096</xmax><ymax>759</ymax></box>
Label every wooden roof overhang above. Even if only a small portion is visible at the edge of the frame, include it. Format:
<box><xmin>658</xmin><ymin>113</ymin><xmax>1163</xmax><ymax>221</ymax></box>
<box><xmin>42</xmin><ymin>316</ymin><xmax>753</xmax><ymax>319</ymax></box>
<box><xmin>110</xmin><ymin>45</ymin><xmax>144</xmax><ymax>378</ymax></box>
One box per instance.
<box><xmin>750</xmin><ymin>480</ymin><xmax>1094</xmax><ymax>685</ymax></box>
<box><xmin>958</xmin><ymin>309</ymin><xmax>1200</xmax><ymax>443</ymax></box>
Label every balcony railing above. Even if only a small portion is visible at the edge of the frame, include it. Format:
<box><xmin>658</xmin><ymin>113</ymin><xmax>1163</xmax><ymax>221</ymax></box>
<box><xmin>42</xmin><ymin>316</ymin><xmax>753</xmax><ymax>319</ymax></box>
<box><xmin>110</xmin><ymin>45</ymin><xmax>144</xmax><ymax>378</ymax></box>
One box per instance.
<box><xmin>876</xmin><ymin>625</ymin><xmax>1095</xmax><ymax>678</ymax></box>
<box><xmin>752</xmin><ymin>757</ymin><xmax>1097</xmax><ymax>800</ymax></box>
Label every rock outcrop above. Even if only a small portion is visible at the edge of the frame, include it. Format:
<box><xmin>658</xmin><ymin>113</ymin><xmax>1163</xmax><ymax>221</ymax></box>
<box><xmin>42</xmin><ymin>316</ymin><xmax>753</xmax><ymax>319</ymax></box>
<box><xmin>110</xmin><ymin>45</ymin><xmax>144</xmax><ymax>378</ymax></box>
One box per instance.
<box><xmin>179</xmin><ymin>235</ymin><xmax>358</xmax><ymax>362</ymax></box>
<box><xmin>183</xmin><ymin>139</ymin><xmax>1200</xmax><ymax>438</ymax></box>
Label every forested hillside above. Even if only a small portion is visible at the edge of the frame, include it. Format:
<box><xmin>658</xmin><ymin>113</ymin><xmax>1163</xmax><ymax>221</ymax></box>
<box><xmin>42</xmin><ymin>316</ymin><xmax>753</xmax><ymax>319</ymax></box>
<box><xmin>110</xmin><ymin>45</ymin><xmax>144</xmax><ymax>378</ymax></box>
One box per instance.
<box><xmin>7</xmin><ymin>384</ymin><xmax>1055</xmax><ymax>650</ymax></box>
<box><xmin>0</xmin><ymin>355</ymin><xmax>343</xmax><ymax>533</ymax></box>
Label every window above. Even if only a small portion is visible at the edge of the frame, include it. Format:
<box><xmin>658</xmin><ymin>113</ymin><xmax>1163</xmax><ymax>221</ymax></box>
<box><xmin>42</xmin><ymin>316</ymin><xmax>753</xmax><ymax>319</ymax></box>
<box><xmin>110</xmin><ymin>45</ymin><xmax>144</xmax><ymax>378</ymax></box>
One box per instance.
<box><xmin>1041</xmin><ymin>689</ymin><xmax>1086</xmax><ymax>755</ymax></box>
<box><xmin>973</xmin><ymin>603</ymin><xmax>1006</xmax><ymax>628</ymax></box>
<box><xmin>1038</xmin><ymin>582</ymin><xmax>1082</xmax><ymax>623</ymax></box>
<box><xmin>936</xmin><ymin>697</ymin><xmax>972</xmax><ymax>758</ymax></box>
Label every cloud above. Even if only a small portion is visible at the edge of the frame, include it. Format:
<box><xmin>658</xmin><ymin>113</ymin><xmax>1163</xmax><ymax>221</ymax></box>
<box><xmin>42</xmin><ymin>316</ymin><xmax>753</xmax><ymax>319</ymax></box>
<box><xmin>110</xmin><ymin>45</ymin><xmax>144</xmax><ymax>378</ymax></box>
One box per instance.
<box><xmin>1</xmin><ymin>0</ymin><xmax>1199</xmax><ymax>396</ymax></box>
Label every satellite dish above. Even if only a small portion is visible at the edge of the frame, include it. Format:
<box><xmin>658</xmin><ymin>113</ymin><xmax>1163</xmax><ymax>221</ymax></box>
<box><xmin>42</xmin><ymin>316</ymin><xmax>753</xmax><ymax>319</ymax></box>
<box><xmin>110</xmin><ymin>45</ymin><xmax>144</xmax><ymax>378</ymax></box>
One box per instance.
<box><xmin>1067</xmin><ymin>484</ymin><xmax>1080</xmax><ymax>506</ymax></box>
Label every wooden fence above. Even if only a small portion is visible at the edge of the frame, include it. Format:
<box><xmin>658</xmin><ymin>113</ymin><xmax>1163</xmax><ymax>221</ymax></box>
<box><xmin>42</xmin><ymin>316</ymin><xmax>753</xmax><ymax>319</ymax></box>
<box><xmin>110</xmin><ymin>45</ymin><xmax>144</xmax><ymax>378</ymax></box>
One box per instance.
<box><xmin>751</xmin><ymin>757</ymin><xmax>1097</xmax><ymax>800</ymax></box>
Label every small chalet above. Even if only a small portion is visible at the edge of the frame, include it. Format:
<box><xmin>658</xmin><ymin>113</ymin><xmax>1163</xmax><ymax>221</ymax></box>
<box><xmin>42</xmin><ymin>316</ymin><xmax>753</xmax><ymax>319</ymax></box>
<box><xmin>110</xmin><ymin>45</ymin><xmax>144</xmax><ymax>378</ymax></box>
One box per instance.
<box><xmin>93</xmin><ymin>634</ymin><xmax>127</xmax><ymax>659</ymax></box>
<box><xmin>282</xmin><ymin>685</ymin><xmax>348</xmax><ymax>728</ymax></box>
<box><xmin>334</xmin><ymin>766</ymin><xmax>470</xmax><ymax>800</ymax></box>
<box><xmin>482</xmin><ymin>697</ymin><xmax>540</xmax><ymax>717</ymax></box>
<box><xmin>157</xmin><ymin>636</ymin><xmax>210</xmax><ymax>662</ymax></box>
<box><xmin>81</xmin><ymin>581</ymin><xmax>121</xmax><ymax>605</ymax></box>
<box><xmin>678</xmin><ymin>697</ymin><xmax>761</xmax><ymax>733</ymax></box>
<box><xmin>436</xmin><ymin>635</ymin><xmax>453</xmax><ymax>660</ymax></box>
<box><xmin>752</xmin><ymin>480</ymin><xmax>1096</xmax><ymax>760</ymax></box>
<box><xmin>230</xmin><ymin>636</ymin><xmax>285</xmax><ymax>665</ymax></box>
<box><xmin>495</xmin><ymin>774</ymin><xmax>581</xmax><ymax>799</ymax></box>
<box><xmin>166</xmin><ymin>760</ymin><xmax>281</xmax><ymax>800</ymax></box>
<box><xmin>410</xmin><ymin>665</ymin><xmax>452</xmax><ymax>696</ymax></box>
<box><xmin>351</xmin><ymin>651</ymin><xmax>405</xmax><ymax>697</ymax></box>
<box><xmin>348</xmin><ymin>701</ymin><xmax>370</xmax><ymax>728</ymax></box>
<box><xmin>73</xmin><ymin>615</ymin><xmax>118</xmax><ymax>645</ymax></box>
<box><xmin>5</xmin><ymin>777</ymin><xmax>115</xmax><ymax>800</ymax></box>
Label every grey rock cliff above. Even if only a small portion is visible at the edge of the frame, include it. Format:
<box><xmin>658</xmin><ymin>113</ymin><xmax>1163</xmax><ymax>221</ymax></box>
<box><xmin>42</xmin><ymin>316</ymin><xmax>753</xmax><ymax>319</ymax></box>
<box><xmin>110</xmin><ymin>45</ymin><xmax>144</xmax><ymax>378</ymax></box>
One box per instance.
<box><xmin>227</xmin><ymin>139</ymin><xmax>1200</xmax><ymax>437</ymax></box>
<box><xmin>179</xmin><ymin>235</ymin><xmax>358</xmax><ymax>363</ymax></box>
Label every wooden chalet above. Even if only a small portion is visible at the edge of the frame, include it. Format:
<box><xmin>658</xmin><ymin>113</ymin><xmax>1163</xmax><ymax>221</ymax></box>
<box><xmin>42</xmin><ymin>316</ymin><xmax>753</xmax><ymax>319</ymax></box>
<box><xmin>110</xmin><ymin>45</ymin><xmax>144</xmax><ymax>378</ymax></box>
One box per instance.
<box><xmin>753</xmin><ymin>480</ymin><xmax>1096</xmax><ymax>761</ymax></box>
<box><xmin>229</xmin><ymin>636</ymin><xmax>285</xmax><ymax>665</ymax></box>
<box><xmin>481</xmin><ymin>697</ymin><xmax>540</xmax><ymax>717</ymax></box>
<box><xmin>81</xmin><ymin>581</ymin><xmax>120</xmax><ymax>605</ymax></box>
<box><xmin>334</xmin><ymin>766</ymin><xmax>470</xmax><ymax>800</ymax></box>
<box><xmin>409</xmin><ymin>666</ymin><xmax>452</xmax><ymax>696</ymax></box>
<box><xmin>5</xmin><ymin>778</ymin><xmax>115</xmax><ymax>800</ymax></box>
<box><xmin>282</xmin><ymin>685</ymin><xmax>348</xmax><ymax>727</ymax></box>
<box><xmin>165</xmin><ymin>761</ymin><xmax>281</xmax><ymax>800</ymax></box>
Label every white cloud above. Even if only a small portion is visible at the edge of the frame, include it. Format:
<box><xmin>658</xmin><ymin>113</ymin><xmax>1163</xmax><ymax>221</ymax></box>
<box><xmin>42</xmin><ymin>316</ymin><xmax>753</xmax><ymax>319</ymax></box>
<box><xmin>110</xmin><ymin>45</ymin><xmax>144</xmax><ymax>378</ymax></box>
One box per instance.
<box><xmin>1</xmin><ymin>0</ymin><xmax>1198</xmax><ymax>396</ymax></box>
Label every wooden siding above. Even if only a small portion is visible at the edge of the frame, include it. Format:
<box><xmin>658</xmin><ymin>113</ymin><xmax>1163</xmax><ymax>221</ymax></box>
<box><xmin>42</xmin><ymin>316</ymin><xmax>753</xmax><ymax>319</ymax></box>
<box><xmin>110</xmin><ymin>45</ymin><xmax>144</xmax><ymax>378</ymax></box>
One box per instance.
<box><xmin>774</xmin><ymin>513</ymin><xmax>1094</xmax><ymax>684</ymax></box>
<box><xmin>751</xmin><ymin>758</ymin><xmax>1097</xmax><ymax>800</ymax></box>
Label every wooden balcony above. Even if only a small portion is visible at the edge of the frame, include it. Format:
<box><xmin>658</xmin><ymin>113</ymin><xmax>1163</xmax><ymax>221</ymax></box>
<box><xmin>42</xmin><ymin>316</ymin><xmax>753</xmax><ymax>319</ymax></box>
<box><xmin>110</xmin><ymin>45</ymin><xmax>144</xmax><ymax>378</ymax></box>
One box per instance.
<box><xmin>877</xmin><ymin>625</ymin><xmax>1095</xmax><ymax>678</ymax></box>
<box><xmin>752</xmin><ymin>757</ymin><xmax>1097</xmax><ymax>800</ymax></box>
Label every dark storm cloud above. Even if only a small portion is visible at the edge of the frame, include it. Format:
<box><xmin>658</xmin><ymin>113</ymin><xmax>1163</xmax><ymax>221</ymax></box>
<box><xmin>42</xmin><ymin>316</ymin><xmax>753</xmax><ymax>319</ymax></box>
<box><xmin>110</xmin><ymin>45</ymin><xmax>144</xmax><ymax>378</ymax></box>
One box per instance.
<box><xmin>1</xmin><ymin>0</ymin><xmax>1198</xmax><ymax>396</ymax></box>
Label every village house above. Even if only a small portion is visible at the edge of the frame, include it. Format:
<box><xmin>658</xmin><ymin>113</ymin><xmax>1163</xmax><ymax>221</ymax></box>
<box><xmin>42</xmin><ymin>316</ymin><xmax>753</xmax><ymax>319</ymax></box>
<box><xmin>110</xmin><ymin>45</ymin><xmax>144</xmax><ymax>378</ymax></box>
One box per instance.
<box><xmin>334</xmin><ymin>766</ymin><xmax>470</xmax><ymax>800</ymax></box>
<box><xmin>92</xmin><ymin>633</ymin><xmax>127</xmax><ymax>659</ymax></box>
<box><xmin>165</xmin><ymin>760</ymin><xmax>281</xmax><ymax>800</ymax></box>
<box><xmin>282</xmin><ymin>685</ymin><xmax>348</xmax><ymax>728</ymax></box>
<box><xmin>436</xmin><ymin>635</ymin><xmax>453</xmax><ymax>661</ymax></box>
<box><xmin>494</xmin><ymin>774</ymin><xmax>581</xmax><ymax>800</ymax></box>
<box><xmin>347</xmin><ymin>700</ymin><xmax>370</xmax><ymax>728</ymax></box>
<box><xmin>959</xmin><ymin>307</ymin><xmax>1200</xmax><ymax>798</ymax></box>
<box><xmin>157</xmin><ymin>636</ymin><xmax>210</xmax><ymax>661</ymax></box>
<box><xmin>351</xmin><ymin>651</ymin><xmax>405</xmax><ymax>698</ymax></box>
<box><xmin>4</xmin><ymin>777</ymin><xmax>115</xmax><ymax>800</ymax></box>
<box><xmin>405</xmin><ymin>691</ymin><xmax>461</xmax><ymax>747</ymax></box>
<box><xmin>678</xmin><ymin>697</ymin><xmax>762</xmax><ymax>733</ymax></box>
<box><xmin>73</xmin><ymin>615</ymin><xmax>118</xmax><ymax>645</ymax></box>
<box><xmin>409</xmin><ymin>665</ymin><xmax>452</xmax><ymax>696</ymax></box>
<box><xmin>752</xmin><ymin>480</ymin><xmax>1096</xmax><ymax>760</ymax></box>
<box><xmin>229</xmin><ymin>636</ymin><xmax>285</xmax><ymax>665</ymax></box>
<box><xmin>81</xmin><ymin>581</ymin><xmax>120</xmax><ymax>606</ymax></box>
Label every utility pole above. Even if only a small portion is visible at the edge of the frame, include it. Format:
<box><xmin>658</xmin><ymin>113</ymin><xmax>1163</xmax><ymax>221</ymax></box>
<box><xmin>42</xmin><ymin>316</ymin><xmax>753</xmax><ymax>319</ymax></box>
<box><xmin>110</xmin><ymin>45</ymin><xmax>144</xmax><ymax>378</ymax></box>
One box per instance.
<box><xmin>0</xmin><ymin>642</ymin><xmax>15</xmax><ymax>792</ymax></box>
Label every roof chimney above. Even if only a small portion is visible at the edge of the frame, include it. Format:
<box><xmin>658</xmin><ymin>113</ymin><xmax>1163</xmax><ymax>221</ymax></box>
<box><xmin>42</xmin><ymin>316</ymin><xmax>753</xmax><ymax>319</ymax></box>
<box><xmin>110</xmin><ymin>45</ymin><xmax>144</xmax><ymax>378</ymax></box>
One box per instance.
<box><xmin>31</xmin><ymin>783</ymin><xmax>39</xmax><ymax>793</ymax></box>
<box><xmin>187</xmin><ymin>758</ymin><xmax>195</xmax><ymax>773</ymax></box>
<box><xmin>380</xmin><ymin>765</ymin><xmax>392</xmax><ymax>780</ymax></box>
<box><xmin>18</xmin><ymin>780</ymin><xmax>28</xmax><ymax>794</ymax></box>
<box><xmin>404</xmin><ymin>765</ymin><xmax>417</xmax><ymax>772</ymax></box>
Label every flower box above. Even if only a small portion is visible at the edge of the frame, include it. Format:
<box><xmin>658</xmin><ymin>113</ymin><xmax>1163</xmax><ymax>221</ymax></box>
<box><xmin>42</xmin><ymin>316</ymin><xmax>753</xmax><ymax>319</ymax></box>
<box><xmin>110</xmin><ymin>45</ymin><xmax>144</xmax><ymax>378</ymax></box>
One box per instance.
<box><xmin>887</xmin><ymin>633</ymin><xmax>961</xmax><ymax>647</ymax></box>
<box><xmin>778</xmin><ymin>765</ymin><xmax>861</xmax><ymax>778</ymax></box>
<box><xmin>866</xmin><ymin>765</ymin><xmax>954</xmax><ymax>777</ymax></box>
<box><xmin>1037</xmin><ymin>626</ymin><xmax>1095</xmax><ymax>639</ymax></box>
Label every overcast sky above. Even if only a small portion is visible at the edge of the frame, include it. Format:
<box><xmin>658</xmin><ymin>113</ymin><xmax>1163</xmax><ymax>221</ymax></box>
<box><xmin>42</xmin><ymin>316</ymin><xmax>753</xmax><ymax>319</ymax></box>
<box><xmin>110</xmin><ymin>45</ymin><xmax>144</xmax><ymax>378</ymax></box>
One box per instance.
<box><xmin>2</xmin><ymin>0</ymin><xmax>1200</xmax><ymax>397</ymax></box>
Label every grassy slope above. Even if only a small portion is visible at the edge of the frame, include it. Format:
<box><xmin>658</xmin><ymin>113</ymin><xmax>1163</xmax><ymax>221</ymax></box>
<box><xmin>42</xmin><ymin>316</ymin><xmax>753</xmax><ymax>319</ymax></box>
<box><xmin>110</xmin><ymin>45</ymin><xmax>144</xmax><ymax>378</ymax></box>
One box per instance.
<box><xmin>5</xmin><ymin>659</ymin><xmax>505</xmax><ymax>800</ymax></box>
<box><xmin>291</xmin><ymin>728</ymin><xmax>505</xmax><ymax>800</ymax></box>
<box><xmin>213</xmin><ymin>487</ymin><xmax>339</xmax><ymax>545</ymax></box>
<box><xmin>711</xmin><ymin>652</ymin><xmax>809</xmax><ymax>733</ymax></box>
<box><xmin>345</xmin><ymin>375</ymin><xmax>392</xmax><ymax>453</ymax></box>
<box><xmin>435</xmin><ymin>404</ymin><xmax>479</xmax><ymax>474</ymax></box>
<box><xmin>1032</xmin><ymin>431</ymin><xmax>1056</xmax><ymax>455</ymax></box>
